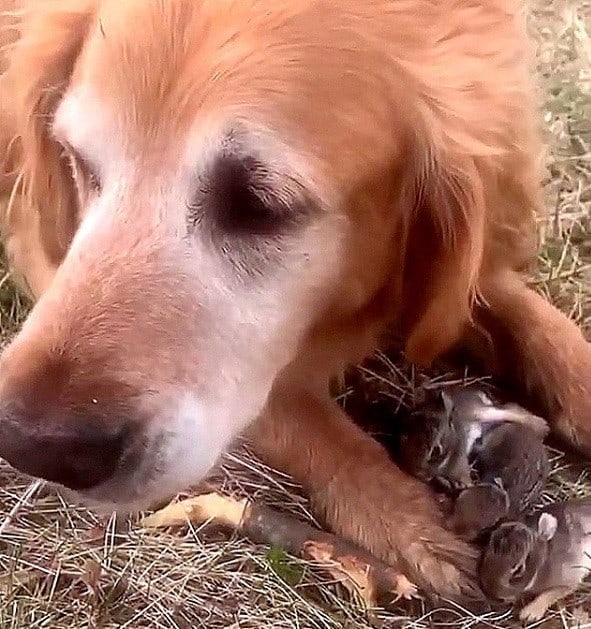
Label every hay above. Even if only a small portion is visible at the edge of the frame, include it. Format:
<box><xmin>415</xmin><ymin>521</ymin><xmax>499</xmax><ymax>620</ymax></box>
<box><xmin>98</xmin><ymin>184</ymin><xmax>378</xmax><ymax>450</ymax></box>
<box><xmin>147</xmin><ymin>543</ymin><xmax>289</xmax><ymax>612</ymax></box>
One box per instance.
<box><xmin>2</xmin><ymin>0</ymin><xmax>591</xmax><ymax>626</ymax></box>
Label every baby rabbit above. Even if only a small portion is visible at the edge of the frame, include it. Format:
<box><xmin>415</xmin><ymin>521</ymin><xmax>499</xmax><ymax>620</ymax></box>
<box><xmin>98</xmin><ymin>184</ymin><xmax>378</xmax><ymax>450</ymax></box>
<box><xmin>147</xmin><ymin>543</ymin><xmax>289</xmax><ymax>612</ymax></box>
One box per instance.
<box><xmin>395</xmin><ymin>388</ymin><xmax>472</xmax><ymax>490</ymax></box>
<box><xmin>395</xmin><ymin>385</ymin><xmax>549</xmax><ymax>493</ymax></box>
<box><xmin>451</xmin><ymin>422</ymin><xmax>550</xmax><ymax>540</ymax></box>
<box><xmin>480</xmin><ymin>498</ymin><xmax>591</xmax><ymax>623</ymax></box>
<box><xmin>451</xmin><ymin>479</ymin><xmax>511</xmax><ymax>541</ymax></box>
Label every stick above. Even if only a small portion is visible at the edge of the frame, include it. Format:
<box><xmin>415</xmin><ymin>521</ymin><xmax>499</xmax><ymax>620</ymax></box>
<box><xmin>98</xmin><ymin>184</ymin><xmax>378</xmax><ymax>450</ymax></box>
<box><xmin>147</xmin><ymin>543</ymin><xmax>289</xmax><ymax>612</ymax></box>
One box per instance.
<box><xmin>141</xmin><ymin>492</ymin><xmax>417</xmax><ymax>608</ymax></box>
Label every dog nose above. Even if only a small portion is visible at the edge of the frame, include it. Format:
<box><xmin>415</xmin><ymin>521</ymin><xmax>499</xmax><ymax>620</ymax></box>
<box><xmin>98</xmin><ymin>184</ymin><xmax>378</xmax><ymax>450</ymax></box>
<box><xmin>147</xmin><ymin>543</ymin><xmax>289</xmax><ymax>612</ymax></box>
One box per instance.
<box><xmin>0</xmin><ymin>338</ymin><xmax>140</xmax><ymax>491</ymax></box>
<box><xmin>0</xmin><ymin>406</ymin><xmax>131</xmax><ymax>490</ymax></box>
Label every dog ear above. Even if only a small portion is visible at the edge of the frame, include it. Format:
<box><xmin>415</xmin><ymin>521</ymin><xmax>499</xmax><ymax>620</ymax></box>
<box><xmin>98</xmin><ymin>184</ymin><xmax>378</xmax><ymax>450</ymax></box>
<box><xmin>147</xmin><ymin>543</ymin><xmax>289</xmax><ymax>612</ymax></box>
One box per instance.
<box><xmin>3</xmin><ymin>0</ymin><xmax>97</xmax><ymax>267</ymax></box>
<box><xmin>402</xmin><ymin>153</ymin><xmax>486</xmax><ymax>368</ymax></box>
<box><xmin>1</xmin><ymin>3</ymin><xmax>24</xmax><ymax>192</ymax></box>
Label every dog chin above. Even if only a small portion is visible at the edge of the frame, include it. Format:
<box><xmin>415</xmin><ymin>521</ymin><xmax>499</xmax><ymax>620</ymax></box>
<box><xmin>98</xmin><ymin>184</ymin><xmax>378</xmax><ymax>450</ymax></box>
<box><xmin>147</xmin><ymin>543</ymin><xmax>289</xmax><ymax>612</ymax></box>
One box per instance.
<box><xmin>60</xmin><ymin>477</ymin><xmax>189</xmax><ymax>516</ymax></box>
<box><xmin>79</xmin><ymin>406</ymin><xmax>243</xmax><ymax>513</ymax></box>
<box><xmin>49</xmin><ymin>394</ymin><xmax>251</xmax><ymax>514</ymax></box>
<box><xmin>56</xmin><ymin>451</ymin><xmax>212</xmax><ymax>516</ymax></box>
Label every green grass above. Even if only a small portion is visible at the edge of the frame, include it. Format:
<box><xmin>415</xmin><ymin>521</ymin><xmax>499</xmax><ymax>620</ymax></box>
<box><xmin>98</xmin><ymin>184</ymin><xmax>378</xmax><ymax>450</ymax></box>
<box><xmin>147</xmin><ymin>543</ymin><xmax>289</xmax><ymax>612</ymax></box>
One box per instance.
<box><xmin>2</xmin><ymin>1</ymin><xmax>591</xmax><ymax>627</ymax></box>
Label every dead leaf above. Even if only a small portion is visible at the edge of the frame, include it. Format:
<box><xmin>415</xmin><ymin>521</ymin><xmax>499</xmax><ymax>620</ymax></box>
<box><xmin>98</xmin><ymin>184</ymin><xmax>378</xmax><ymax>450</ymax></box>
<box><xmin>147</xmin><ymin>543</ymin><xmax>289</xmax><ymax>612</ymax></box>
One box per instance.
<box><xmin>82</xmin><ymin>559</ymin><xmax>102</xmax><ymax>594</ymax></box>
<box><xmin>302</xmin><ymin>540</ymin><xmax>417</xmax><ymax>607</ymax></box>
<box><xmin>303</xmin><ymin>540</ymin><xmax>377</xmax><ymax>606</ymax></box>
<box><xmin>141</xmin><ymin>492</ymin><xmax>247</xmax><ymax>529</ymax></box>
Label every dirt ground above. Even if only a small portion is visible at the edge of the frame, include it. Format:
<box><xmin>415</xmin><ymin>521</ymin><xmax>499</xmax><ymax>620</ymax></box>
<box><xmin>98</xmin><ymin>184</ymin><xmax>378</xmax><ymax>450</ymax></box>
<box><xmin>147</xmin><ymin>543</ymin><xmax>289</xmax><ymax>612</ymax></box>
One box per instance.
<box><xmin>2</xmin><ymin>0</ymin><xmax>591</xmax><ymax>627</ymax></box>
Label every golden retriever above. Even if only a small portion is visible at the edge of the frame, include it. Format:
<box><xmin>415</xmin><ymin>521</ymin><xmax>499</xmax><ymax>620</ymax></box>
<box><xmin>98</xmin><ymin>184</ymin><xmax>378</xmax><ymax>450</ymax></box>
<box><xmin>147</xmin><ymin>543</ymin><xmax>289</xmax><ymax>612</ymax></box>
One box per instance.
<box><xmin>1</xmin><ymin>0</ymin><xmax>590</xmax><ymax>602</ymax></box>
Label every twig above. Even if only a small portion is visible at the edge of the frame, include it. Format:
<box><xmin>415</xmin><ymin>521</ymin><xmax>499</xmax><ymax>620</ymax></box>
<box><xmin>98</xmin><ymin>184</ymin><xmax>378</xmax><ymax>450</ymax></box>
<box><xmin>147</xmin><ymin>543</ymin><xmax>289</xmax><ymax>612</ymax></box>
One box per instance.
<box><xmin>141</xmin><ymin>492</ymin><xmax>418</xmax><ymax>608</ymax></box>
<box><xmin>0</xmin><ymin>479</ymin><xmax>43</xmax><ymax>536</ymax></box>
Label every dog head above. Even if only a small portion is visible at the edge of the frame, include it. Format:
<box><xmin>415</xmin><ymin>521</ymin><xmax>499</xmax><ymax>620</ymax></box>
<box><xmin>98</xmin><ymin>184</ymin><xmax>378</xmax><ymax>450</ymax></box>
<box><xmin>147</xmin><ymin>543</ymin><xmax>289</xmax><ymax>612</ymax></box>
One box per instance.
<box><xmin>0</xmin><ymin>0</ymin><xmax>488</xmax><ymax>508</ymax></box>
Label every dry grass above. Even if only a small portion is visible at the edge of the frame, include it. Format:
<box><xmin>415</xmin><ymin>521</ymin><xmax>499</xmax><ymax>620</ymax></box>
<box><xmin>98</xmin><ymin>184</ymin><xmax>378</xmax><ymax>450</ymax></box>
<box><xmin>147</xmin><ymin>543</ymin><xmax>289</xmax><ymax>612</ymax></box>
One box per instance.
<box><xmin>2</xmin><ymin>1</ymin><xmax>591</xmax><ymax>627</ymax></box>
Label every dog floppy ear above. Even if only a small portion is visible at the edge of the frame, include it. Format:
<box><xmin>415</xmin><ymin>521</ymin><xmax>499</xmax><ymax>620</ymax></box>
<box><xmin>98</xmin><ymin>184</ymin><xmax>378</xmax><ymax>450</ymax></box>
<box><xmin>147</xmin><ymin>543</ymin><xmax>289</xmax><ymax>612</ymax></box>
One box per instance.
<box><xmin>402</xmin><ymin>153</ymin><xmax>486</xmax><ymax>368</ymax></box>
<box><xmin>3</xmin><ymin>0</ymin><xmax>96</xmax><ymax>267</ymax></box>
<box><xmin>1</xmin><ymin>1</ymin><xmax>23</xmax><ymax>191</ymax></box>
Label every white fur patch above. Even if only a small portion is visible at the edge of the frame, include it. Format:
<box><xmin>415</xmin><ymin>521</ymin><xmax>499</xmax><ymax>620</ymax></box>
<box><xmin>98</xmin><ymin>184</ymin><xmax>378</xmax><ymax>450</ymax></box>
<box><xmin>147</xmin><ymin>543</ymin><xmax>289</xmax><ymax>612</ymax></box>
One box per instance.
<box><xmin>154</xmin><ymin>392</ymin><xmax>237</xmax><ymax>492</ymax></box>
<box><xmin>537</xmin><ymin>512</ymin><xmax>557</xmax><ymax>541</ymax></box>
<box><xmin>465</xmin><ymin>422</ymin><xmax>483</xmax><ymax>453</ymax></box>
<box><xmin>476</xmin><ymin>391</ymin><xmax>493</xmax><ymax>406</ymax></box>
<box><xmin>53</xmin><ymin>87</ymin><xmax>120</xmax><ymax>164</ymax></box>
<box><xmin>69</xmin><ymin>199</ymin><xmax>106</xmax><ymax>251</ymax></box>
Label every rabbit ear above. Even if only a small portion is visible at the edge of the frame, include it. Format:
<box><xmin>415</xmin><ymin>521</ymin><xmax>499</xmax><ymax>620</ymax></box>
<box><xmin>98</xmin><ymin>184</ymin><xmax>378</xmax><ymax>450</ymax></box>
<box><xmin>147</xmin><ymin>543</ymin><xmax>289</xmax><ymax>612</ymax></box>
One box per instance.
<box><xmin>492</xmin><ymin>477</ymin><xmax>505</xmax><ymax>491</ymax></box>
<box><xmin>439</xmin><ymin>389</ymin><xmax>454</xmax><ymax>417</ymax></box>
<box><xmin>537</xmin><ymin>513</ymin><xmax>557</xmax><ymax>541</ymax></box>
<box><xmin>475</xmin><ymin>390</ymin><xmax>494</xmax><ymax>406</ymax></box>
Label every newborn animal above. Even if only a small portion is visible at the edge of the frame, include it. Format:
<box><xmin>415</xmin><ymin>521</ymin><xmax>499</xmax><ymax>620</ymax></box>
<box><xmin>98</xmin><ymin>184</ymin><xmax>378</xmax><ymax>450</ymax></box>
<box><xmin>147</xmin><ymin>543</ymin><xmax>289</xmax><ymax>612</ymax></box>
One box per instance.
<box><xmin>451</xmin><ymin>479</ymin><xmax>510</xmax><ymax>541</ymax></box>
<box><xmin>451</xmin><ymin>422</ymin><xmax>550</xmax><ymax>540</ymax></box>
<box><xmin>480</xmin><ymin>498</ymin><xmax>591</xmax><ymax>622</ymax></box>
<box><xmin>395</xmin><ymin>388</ymin><xmax>471</xmax><ymax>489</ymax></box>
<box><xmin>395</xmin><ymin>385</ymin><xmax>549</xmax><ymax>492</ymax></box>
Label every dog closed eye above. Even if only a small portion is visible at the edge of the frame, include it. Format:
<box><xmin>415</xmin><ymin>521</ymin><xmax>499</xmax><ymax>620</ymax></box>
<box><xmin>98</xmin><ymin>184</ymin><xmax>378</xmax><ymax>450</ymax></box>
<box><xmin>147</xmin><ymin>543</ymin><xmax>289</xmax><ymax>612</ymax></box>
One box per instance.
<box><xmin>188</xmin><ymin>151</ymin><xmax>317</xmax><ymax>238</ymax></box>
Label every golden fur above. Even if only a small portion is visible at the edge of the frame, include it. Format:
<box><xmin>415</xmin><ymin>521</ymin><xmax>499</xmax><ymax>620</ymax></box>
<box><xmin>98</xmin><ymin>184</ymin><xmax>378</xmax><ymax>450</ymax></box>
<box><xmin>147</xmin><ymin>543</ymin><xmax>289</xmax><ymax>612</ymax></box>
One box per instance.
<box><xmin>1</xmin><ymin>0</ymin><xmax>591</xmax><ymax>601</ymax></box>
